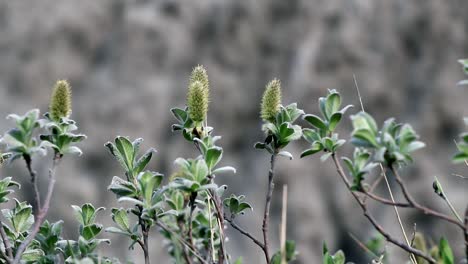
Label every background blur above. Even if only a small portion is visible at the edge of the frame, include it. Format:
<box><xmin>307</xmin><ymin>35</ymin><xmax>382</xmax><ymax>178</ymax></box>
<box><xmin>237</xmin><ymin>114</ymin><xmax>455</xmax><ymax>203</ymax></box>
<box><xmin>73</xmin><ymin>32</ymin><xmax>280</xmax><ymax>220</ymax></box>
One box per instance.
<box><xmin>0</xmin><ymin>0</ymin><xmax>467</xmax><ymax>263</ymax></box>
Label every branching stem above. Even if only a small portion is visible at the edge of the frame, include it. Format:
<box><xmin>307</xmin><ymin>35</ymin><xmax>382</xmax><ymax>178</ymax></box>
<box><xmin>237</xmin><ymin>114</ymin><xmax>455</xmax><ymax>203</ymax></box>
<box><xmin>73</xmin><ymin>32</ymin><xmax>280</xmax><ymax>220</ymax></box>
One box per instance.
<box><xmin>390</xmin><ymin>165</ymin><xmax>465</xmax><ymax>229</ymax></box>
<box><xmin>0</xmin><ymin>217</ymin><xmax>12</xmax><ymax>262</ymax></box>
<box><xmin>262</xmin><ymin>153</ymin><xmax>277</xmax><ymax>264</ymax></box>
<box><xmin>23</xmin><ymin>154</ymin><xmax>41</xmax><ymax>215</ymax></box>
<box><xmin>13</xmin><ymin>153</ymin><xmax>62</xmax><ymax>264</ymax></box>
<box><xmin>331</xmin><ymin>153</ymin><xmax>436</xmax><ymax>264</ymax></box>
<box><xmin>225</xmin><ymin>216</ymin><xmax>265</xmax><ymax>251</ymax></box>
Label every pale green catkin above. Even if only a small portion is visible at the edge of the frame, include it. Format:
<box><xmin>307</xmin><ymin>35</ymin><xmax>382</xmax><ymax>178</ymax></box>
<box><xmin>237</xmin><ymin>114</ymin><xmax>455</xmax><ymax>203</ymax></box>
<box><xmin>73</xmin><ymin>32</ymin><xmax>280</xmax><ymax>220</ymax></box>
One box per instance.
<box><xmin>187</xmin><ymin>80</ymin><xmax>208</xmax><ymax>123</ymax></box>
<box><xmin>49</xmin><ymin>80</ymin><xmax>72</xmax><ymax>122</ymax></box>
<box><xmin>190</xmin><ymin>65</ymin><xmax>210</xmax><ymax>97</ymax></box>
<box><xmin>260</xmin><ymin>79</ymin><xmax>282</xmax><ymax>122</ymax></box>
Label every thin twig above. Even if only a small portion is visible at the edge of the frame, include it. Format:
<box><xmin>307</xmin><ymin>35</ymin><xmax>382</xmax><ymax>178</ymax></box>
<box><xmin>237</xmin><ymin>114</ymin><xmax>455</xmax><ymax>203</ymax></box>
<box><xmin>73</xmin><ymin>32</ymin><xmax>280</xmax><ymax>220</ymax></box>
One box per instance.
<box><xmin>23</xmin><ymin>154</ymin><xmax>41</xmax><ymax>214</ymax></box>
<box><xmin>156</xmin><ymin>222</ymin><xmax>208</xmax><ymax>264</ymax></box>
<box><xmin>353</xmin><ymin>74</ymin><xmax>365</xmax><ymax>112</ymax></box>
<box><xmin>464</xmin><ymin>206</ymin><xmax>468</xmax><ymax>260</ymax></box>
<box><xmin>225</xmin><ymin>216</ymin><xmax>265</xmax><ymax>251</ymax></box>
<box><xmin>138</xmin><ymin>213</ymin><xmax>150</xmax><ymax>264</ymax></box>
<box><xmin>452</xmin><ymin>173</ymin><xmax>468</xmax><ymax>179</ymax></box>
<box><xmin>363</xmin><ymin>174</ymin><xmax>384</xmax><ymax>204</ymax></box>
<box><xmin>380</xmin><ymin>164</ymin><xmax>416</xmax><ymax>264</ymax></box>
<box><xmin>280</xmin><ymin>185</ymin><xmax>288</xmax><ymax>264</ymax></box>
<box><xmin>177</xmin><ymin>219</ymin><xmax>193</xmax><ymax>264</ymax></box>
<box><xmin>13</xmin><ymin>153</ymin><xmax>62</xmax><ymax>264</ymax></box>
<box><xmin>194</xmin><ymin>139</ymin><xmax>227</xmax><ymax>264</ymax></box>
<box><xmin>262</xmin><ymin>153</ymin><xmax>277</xmax><ymax>264</ymax></box>
<box><xmin>0</xmin><ymin>217</ymin><xmax>12</xmax><ymax>262</ymax></box>
<box><xmin>207</xmin><ymin>195</ymin><xmax>216</xmax><ymax>262</ymax></box>
<box><xmin>363</xmin><ymin>190</ymin><xmax>411</xmax><ymax>207</ymax></box>
<box><xmin>207</xmin><ymin>189</ymin><xmax>226</xmax><ymax>264</ymax></box>
<box><xmin>435</xmin><ymin>176</ymin><xmax>463</xmax><ymax>223</ymax></box>
<box><xmin>187</xmin><ymin>192</ymin><xmax>197</xmax><ymax>251</ymax></box>
<box><xmin>331</xmin><ymin>153</ymin><xmax>436</xmax><ymax>264</ymax></box>
<box><xmin>348</xmin><ymin>232</ymin><xmax>380</xmax><ymax>259</ymax></box>
<box><xmin>390</xmin><ymin>166</ymin><xmax>465</xmax><ymax>229</ymax></box>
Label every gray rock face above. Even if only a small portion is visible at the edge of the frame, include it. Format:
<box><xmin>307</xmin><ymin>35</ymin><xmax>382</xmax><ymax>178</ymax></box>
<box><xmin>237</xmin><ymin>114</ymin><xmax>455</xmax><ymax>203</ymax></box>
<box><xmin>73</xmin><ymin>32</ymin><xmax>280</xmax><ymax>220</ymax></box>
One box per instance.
<box><xmin>0</xmin><ymin>0</ymin><xmax>467</xmax><ymax>263</ymax></box>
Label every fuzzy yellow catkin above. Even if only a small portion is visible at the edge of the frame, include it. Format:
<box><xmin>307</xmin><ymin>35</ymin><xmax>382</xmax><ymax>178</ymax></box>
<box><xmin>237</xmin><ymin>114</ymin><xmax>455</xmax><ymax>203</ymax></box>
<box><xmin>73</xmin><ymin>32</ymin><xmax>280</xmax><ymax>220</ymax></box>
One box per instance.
<box><xmin>260</xmin><ymin>79</ymin><xmax>282</xmax><ymax>122</ymax></box>
<box><xmin>187</xmin><ymin>80</ymin><xmax>209</xmax><ymax>123</ymax></box>
<box><xmin>190</xmin><ymin>65</ymin><xmax>210</xmax><ymax>98</ymax></box>
<box><xmin>49</xmin><ymin>80</ymin><xmax>72</xmax><ymax>121</ymax></box>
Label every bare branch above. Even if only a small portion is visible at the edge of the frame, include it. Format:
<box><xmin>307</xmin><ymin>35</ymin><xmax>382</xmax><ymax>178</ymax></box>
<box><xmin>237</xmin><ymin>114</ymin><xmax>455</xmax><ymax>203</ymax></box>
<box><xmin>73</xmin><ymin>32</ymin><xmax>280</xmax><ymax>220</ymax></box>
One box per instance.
<box><xmin>262</xmin><ymin>153</ymin><xmax>277</xmax><ymax>264</ymax></box>
<box><xmin>23</xmin><ymin>154</ymin><xmax>41</xmax><ymax>214</ymax></box>
<box><xmin>363</xmin><ymin>190</ymin><xmax>411</xmax><ymax>207</ymax></box>
<box><xmin>225</xmin><ymin>216</ymin><xmax>265</xmax><ymax>251</ymax></box>
<box><xmin>331</xmin><ymin>153</ymin><xmax>436</xmax><ymax>264</ymax></box>
<box><xmin>390</xmin><ymin>166</ymin><xmax>465</xmax><ymax>229</ymax></box>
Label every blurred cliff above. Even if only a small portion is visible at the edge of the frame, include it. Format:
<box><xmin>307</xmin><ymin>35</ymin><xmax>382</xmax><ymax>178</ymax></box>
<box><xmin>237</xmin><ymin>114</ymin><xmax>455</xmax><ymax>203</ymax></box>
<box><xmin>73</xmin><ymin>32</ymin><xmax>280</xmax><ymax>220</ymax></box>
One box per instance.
<box><xmin>0</xmin><ymin>0</ymin><xmax>467</xmax><ymax>263</ymax></box>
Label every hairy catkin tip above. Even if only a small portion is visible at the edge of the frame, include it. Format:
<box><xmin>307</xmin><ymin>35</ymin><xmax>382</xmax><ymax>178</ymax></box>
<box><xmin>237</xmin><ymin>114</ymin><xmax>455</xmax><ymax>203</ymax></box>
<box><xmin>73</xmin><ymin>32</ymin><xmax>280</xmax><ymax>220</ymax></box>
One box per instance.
<box><xmin>190</xmin><ymin>65</ymin><xmax>209</xmax><ymax>88</ymax></box>
<box><xmin>50</xmin><ymin>80</ymin><xmax>72</xmax><ymax>121</ymax></box>
<box><xmin>187</xmin><ymin>80</ymin><xmax>208</xmax><ymax>122</ymax></box>
<box><xmin>260</xmin><ymin>79</ymin><xmax>282</xmax><ymax>122</ymax></box>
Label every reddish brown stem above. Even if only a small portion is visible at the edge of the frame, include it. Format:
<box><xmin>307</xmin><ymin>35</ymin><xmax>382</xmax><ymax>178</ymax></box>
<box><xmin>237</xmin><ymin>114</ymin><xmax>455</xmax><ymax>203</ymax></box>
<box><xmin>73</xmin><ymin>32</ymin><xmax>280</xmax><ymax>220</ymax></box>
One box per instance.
<box><xmin>331</xmin><ymin>153</ymin><xmax>436</xmax><ymax>264</ymax></box>
<box><xmin>262</xmin><ymin>153</ymin><xmax>277</xmax><ymax>264</ymax></box>
<box><xmin>363</xmin><ymin>190</ymin><xmax>411</xmax><ymax>207</ymax></box>
<box><xmin>390</xmin><ymin>165</ymin><xmax>465</xmax><ymax>229</ymax></box>
<box><xmin>225</xmin><ymin>216</ymin><xmax>266</xmax><ymax>251</ymax></box>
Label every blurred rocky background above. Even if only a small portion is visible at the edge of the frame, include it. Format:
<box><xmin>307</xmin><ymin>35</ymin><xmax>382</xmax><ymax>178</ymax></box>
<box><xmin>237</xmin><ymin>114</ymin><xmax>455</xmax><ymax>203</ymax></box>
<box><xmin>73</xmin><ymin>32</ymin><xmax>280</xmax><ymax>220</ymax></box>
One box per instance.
<box><xmin>0</xmin><ymin>0</ymin><xmax>467</xmax><ymax>263</ymax></box>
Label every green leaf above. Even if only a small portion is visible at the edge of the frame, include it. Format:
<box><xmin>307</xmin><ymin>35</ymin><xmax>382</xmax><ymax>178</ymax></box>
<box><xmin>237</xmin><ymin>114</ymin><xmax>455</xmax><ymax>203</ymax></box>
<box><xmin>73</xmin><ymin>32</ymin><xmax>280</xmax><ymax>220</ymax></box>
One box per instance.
<box><xmin>134</xmin><ymin>148</ymin><xmax>156</xmax><ymax>175</ymax></box>
<box><xmin>21</xmin><ymin>248</ymin><xmax>44</xmax><ymax>262</ymax></box>
<box><xmin>302</xmin><ymin>128</ymin><xmax>320</xmax><ymax>144</ymax></box>
<box><xmin>439</xmin><ymin>238</ymin><xmax>454</xmax><ymax>264</ymax></box>
<box><xmin>320</xmin><ymin>152</ymin><xmax>332</xmax><ymax>162</ymax></box>
<box><xmin>82</xmin><ymin>224</ymin><xmax>103</xmax><ymax>240</ymax></box>
<box><xmin>205</xmin><ymin>147</ymin><xmax>223</xmax><ymax>171</ymax></box>
<box><xmin>108</xmin><ymin>176</ymin><xmax>138</xmax><ymax>198</ymax></box>
<box><xmin>112</xmin><ymin>208</ymin><xmax>130</xmax><ymax>232</ymax></box>
<box><xmin>300</xmin><ymin>143</ymin><xmax>323</xmax><ymax>158</ymax></box>
<box><xmin>278</xmin><ymin>151</ymin><xmax>293</xmax><ymax>160</ymax></box>
<box><xmin>279</xmin><ymin>123</ymin><xmax>296</xmax><ymax>141</ymax></box>
<box><xmin>452</xmin><ymin>152</ymin><xmax>468</xmax><ymax>163</ymax></box>
<box><xmin>352</xmin><ymin>129</ymin><xmax>379</xmax><ymax>148</ymax></box>
<box><xmin>212</xmin><ymin>166</ymin><xmax>236</xmax><ymax>175</ymax></box>
<box><xmin>285</xmin><ymin>240</ymin><xmax>297</xmax><ymax>261</ymax></box>
<box><xmin>351</xmin><ymin>112</ymin><xmax>378</xmax><ymax>135</ymax></box>
<box><xmin>303</xmin><ymin>114</ymin><xmax>327</xmax><ymax>130</ymax></box>
<box><xmin>328</xmin><ymin>112</ymin><xmax>342</xmax><ymax>132</ymax></box>
<box><xmin>80</xmin><ymin>204</ymin><xmax>97</xmax><ymax>226</ymax></box>
<box><xmin>233</xmin><ymin>257</ymin><xmax>243</xmax><ymax>264</ymax></box>
<box><xmin>193</xmin><ymin>159</ymin><xmax>209</xmax><ymax>183</ymax></box>
<box><xmin>12</xmin><ymin>206</ymin><xmax>34</xmax><ymax>233</ymax></box>
<box><xmin>138</xmin><ymin>171</ymin><xmax>163</xmax><ymax>207</ymax></box>
<box><xmin>114</xmin><ymin>136</ymin><xmax>135</xmax><ymax>172</ymax></box>
<box><xmin>270</xmin><ymin>252</ymin><xmax>281</xmax><ymax>264</ymax></box>
<box><xmin>325</xmin><ymin>91</ymin><xmax>341</xmax><ymax>118</ymax></box>
<box><xmin>332</xmin><ymin>250</ymin><xmax>345</xmax><ymax>264</ymax></box>
<box><xmin>105</xmin><ymin>227</ymin><xmax>131</xmax><ymax>237</ymax></box>
<box><xmin>171</xmin><ymin>107</ymin><xmax>188</xmax><ymax>123</ymax></box>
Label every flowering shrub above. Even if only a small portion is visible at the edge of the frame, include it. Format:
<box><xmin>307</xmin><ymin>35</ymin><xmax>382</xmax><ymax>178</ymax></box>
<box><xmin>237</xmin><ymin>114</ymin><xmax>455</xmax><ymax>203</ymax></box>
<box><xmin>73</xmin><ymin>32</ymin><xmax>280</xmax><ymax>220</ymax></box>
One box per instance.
<box><xmin>0</xmin><ymin>62</ymin><xmax>466</xmax><ymax>264</ymax></box>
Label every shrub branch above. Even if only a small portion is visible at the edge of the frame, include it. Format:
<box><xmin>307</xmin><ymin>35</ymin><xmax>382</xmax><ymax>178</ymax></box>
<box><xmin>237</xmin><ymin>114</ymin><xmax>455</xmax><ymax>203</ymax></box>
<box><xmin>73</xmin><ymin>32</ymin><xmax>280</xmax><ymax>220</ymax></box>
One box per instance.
<box><xmin>262</xmin><ymin>153</ymin><xmax>277</xmax><ymax>264</ymax></box>
<box><xmin>390</xmin><ymin>165</ymin><xmax>465</xmax><ymax>229</ymax></box>
<box><xmin>13</xmin><ymin>153</ymin><xmax>62</xmax><ymax>264</ymax></box>
<box><xmin>331</xmin><ymin>153</ymin><xmax>436</xmax><ymax>264</ymax></box>
<box><xmin>23</xmin><ymin>154</ymin><xmax>41</xmax><ymax>214</ymax></box>
<box><xmin>0</xmin><ymin>217</ymin><xmax>12</xmax><ymax>262</ymax></box>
